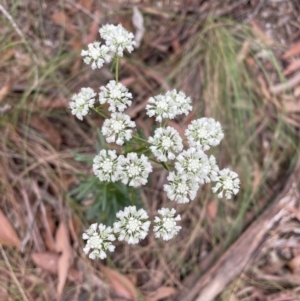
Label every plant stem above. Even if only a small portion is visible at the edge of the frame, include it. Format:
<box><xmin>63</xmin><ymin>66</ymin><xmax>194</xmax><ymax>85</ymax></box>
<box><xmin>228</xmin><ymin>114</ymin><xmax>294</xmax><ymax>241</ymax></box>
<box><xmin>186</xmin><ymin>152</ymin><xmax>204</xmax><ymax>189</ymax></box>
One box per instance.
<box><xmin>115</xmin><ymin>56</ymin><xmax>119</xmax><ymax>83</ymax></box>
<box><xmin>131</xmin><ymin>187</ymin><xmax>135</xmax><ymax>205</ymax></box>
<box><xmin>132</xmin><ymin>135</ymin><xmax>148</xmax><ymax>144</ymax></box>
<box><xmin>92</xmin><ymin>107</ymin><xmax>108</xmax><ymax>119</ymax></box>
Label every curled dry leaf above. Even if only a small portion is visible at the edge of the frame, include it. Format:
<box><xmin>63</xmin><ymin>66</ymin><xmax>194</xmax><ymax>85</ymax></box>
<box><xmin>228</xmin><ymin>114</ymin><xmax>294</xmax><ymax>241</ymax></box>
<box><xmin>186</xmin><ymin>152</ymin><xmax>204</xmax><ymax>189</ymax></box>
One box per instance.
<box><xmin>0</xmin><ymin>209</ymin><xmax>21</xmax><ymax>247</ymax></box>
<box><xmin>102</xmin><ymin>266</ymin><xmax>138</xmax><ymax>300</ymax></box>
<box><xmin>55</xmin><ymin>222</ymin><xmax>73</xmax><ymax>297</ymax></box>
<box><xmin>146</xmin><ymin>286</ymin><xmax>176</xmax><ymax>301</ymax></box>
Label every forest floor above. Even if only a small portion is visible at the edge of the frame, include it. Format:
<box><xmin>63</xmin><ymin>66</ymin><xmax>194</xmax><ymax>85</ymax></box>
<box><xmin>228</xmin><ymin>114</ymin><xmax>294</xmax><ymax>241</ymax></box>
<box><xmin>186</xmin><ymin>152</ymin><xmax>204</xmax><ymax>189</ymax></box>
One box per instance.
<box><xmin>1</xmin><ymin>0</ymin><xmax>300</xmax><ymax>300</ymax></box>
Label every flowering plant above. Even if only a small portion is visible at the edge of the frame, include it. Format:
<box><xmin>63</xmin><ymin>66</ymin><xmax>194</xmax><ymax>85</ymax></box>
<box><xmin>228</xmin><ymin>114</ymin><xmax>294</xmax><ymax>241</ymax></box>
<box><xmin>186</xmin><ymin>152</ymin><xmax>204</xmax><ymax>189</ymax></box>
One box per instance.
<box><xmin>70</xmin><ymin>24</ymin><xmax>240</xmax><ymax>260</ymax></box>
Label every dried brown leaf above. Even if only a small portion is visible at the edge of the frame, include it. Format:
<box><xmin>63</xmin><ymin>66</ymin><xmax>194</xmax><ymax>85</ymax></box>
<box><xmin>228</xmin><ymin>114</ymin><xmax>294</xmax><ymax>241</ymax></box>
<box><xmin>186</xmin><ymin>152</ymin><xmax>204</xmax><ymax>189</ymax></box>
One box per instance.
<box><xmin>283</xmin><ymin>59</ymin><xmax>300</xmax><ymax>76</ymax></box>
<box><xmin>102</xmin><ymin>266</ymin><xmax>138</xmax><ymax>299</ymax></box>
<box><xmin>37</xmin><ymin>96</ymin><xmax>68</xmax><ymax>109</ymax></box>
<box><xmin>288</xmin><ymin>255</ymin><xmax>300</xmax><ymax>273</ymax></box>
<box><xmin>0</xmin><ymin>78</ymin><xmax>13</xmax><ymax>103</ymax></box>
<box><xmin>283</xmin><ymin>41</ymin><xmax>300</xmax><ymax>59</ymax></box>
<box><xmin>270</xmin><ymin>72</ymin><xmax>300</xmax><ymax>94</ymax></box>
<box><xmin>40</xmin><ymin>205</ymin><xmax>56</xmax><ymax>251</ymax></box>
<box><xmin>55</xmin><ymin>222</ymin><xmax>73</xmax><ymax>297</ymax></box>
<box><xmin>287</xmin><ymin>207</ymin><xmax>300</xmax><ymax>222</ymax></box>
<box><xmin>32</xmin><ymin>251</ymin><xmax>82</xmax><ymax>282</ymax></box>
<box><xmin>79</xmin><ymin>0</ymin><xmax>93</xmax><ymax>11</ymax></box>
<box><xmin>146</xmin><ymin>286</ymin><xmax>176</xmax><ymax>301</ymax></box>
<box><xmin>250</xmin><ymin>20</ymin><xmax>273</xmax><ymax>46</ymax></box>
<box><xmin>207</xmin><ymin>201</ymin><xmax>217</xmax><ymax>220</ymax></box>
<box><xmin>283</xmin><ymin>100</ymin><xmax>300</xmax><ymax>113</ymax></box>
<box><xmin>252</xmin><ymin>162</ymin><xmax>261</xmax><ymax>192</ymax></box>
<box><xmin>29</xmin><ymin>116</ymin><xmax>62</xmax><ymax>150</ymax></box>
<box><xmin>0</xmin><ymin>209</ymin><xmax>21</xmax><ymax>247</ymax></box>
<box><xmin>32</xmin><ymin>252</ymin><xmax>59</xmax><ymax>274</ymax></box>
<box><xmin>51</xmin><ymin>11</ymin><xmax>77</xmax><ymax>35</ymax></box>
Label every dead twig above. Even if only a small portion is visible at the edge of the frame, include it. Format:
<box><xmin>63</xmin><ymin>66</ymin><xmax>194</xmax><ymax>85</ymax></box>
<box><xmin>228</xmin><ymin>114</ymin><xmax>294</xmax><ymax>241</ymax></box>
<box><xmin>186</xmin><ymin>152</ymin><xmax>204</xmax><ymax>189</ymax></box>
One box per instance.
<box><xmin>270</xmin><ymin>73</ymin><xmax>300</xmax><ymax>94</ymax></box>
<box><xmin>20</xmin><ymin>188</ymin><xmax>44</xmax><ymax>252</ymax></box>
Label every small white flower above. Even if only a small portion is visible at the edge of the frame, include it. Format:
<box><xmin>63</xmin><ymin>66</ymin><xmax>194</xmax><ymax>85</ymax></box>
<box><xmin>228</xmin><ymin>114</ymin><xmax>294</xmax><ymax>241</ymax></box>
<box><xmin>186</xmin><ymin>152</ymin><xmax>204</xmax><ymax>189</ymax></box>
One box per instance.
<box><xmin>93</xmin><ymin>149</ymin><xmax>120</xmax><ymax>182</ymax></box>
<box><xmin>102</xmin><ymin>113</ymin><xmax>135</xmax><ymax>145</ymax></box>
<box><xmin>175</xmin><ymin>148</ymin><xmax>211</xmax><ymax>183</ymax></box>
<box><xmin>113</xmin><ymin>206</ymin><xmax>150</xmax><ymax>244</ymax></box>
<box><xmin>166</xmin><ymin>89</ymin><xmax>192</xmax><ymax>116</ymax></box>
<box><xmin>154</xmin><ymin>208</ymin><xmax>181</xmax><ymax>241</ymax></box>
<box><xmin>118</xmin><ymin>153</ymin><xmax>153</xmax><ymax>187</ymax></box>
<box><xmin>164</xmin><ymin>172</ymin><xmax>198</xmax><ymax>203</ymax></box>
<box><xmin>212</xmin><ymin>168</ymin><xmax>240</xmax><ymax>199</ymax></box>
<box><xmin>99</xmin><ymin>24</ymin><xmax>136</xmax><ymax>57</ymax></box>
<box><xmin>148</xmin><ymin>127</ymin><xmax>183</xmax><ymax>162</ymax></box>
<box><xmin>146</xmin><ymin>94</ymin><xmax>176</xmax><ymax>122</ymax></box>
<box><xmin>99</xmin><ymin>80</ymin><xmax>132</xmax><ymax>112</ymax></box>
<box><xmin>81</xmin><ymin>42</ymin><xmax>111</xmax><ymax>69</ymax></box>
<box><xmin>82</xmin><ymin>223</ymin><xmax>115</xmax><ymax>260</ymax></box>
<box><xmin>185</xmin><ymin>118</ymin><xmax>224</xmax><ymax>151</ymax></box>
<box><xmin>69</xmin><ymin>87</ymin><xmax>96</xmax><ymax>120</ymax></box>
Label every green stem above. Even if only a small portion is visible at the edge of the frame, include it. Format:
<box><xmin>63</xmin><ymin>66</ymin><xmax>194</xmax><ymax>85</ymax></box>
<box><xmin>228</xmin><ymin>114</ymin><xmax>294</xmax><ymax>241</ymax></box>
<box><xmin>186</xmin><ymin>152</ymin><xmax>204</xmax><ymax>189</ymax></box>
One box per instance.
<box><xmin>115</xmin><ymin>56</ymin><xmax>119</xmax><ymax>83</ymax></box>
<box><xmin>131</xmin><ymin>187</ymin><xmax>135</xmax><ymax>205</ymax></box>
<box><xmin>132</xmin><ymin>135</ymin><xmax>148</xmax><ymax>144</ymax></box>
<box><xmin>92</xmin><ymin>108</ymin><xmax>108</xmax><ymax>119</ymax></box>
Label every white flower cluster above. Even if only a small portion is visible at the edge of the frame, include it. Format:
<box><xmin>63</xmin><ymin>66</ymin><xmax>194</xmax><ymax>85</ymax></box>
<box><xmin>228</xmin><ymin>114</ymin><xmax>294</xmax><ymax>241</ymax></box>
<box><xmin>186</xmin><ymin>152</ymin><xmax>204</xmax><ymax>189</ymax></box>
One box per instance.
<box><xmin>69</xmin><ymin>87</ymin><xmax>96</xmax><ymax>120</ymax></box>
<box><xmin>185</xmin><ymin>118</ymin><xmax>224</xmax><ymax>151</ymax></box>
<box><xmin>83</xmin><ymin>223</ymin><xmax>115</xmax><ymax>259</ymax></box>
<box><xmin>70</xmin><ymin>23</ymin><xmax>136</xmax><ymax>137</ymax></box>
<box><xmin>154</xmin><ymin>208</ymin><xmax>181</xmax><ymax>241</ymax></box>
<box><xmin>93</xmin><ymin>150</ymin><xmax>152</xmax><ymax>188</ymax></box>
<box><xmin>114</xmin><ymin>206</ymin><xmax>150</xmax><ymax>244</ymax></box>
<box><xmin>81</xmin><ymin>42</ymin><xmax>111</xmax><ymax>69</ymax></box>
<box><xmin>148</xmin><ymin>127</ymin><xmax>183</xmax><ymax>162</ymax></box>
<box><xmin>146</xmin><ymin>89</ymin><xmax>192</xmax><ymax>122</ymax></box>
<box><xmin>99</xmin><ymin>80</ymin><xmax>132</xmax><ymax>112</ymax></box>
<box><xmin>100</xmin><ymin>24</ymin><xmax>136</xmax><ymax>57</ymax></box>
<box><xmin>102</xmin><ymin>113</ymin><xmax>135</xmax><ymax>145</ymax></box>
<box><xmin>83</xmin><ymin>206</ymin><xmax>181</xmax><ymax>259</ymax></box>
<box><xmin>75</xmin><ymin>23</ymin><xmax>241</xmax><ymax>260</ymax></box>
<box><xmin>212</xmin><ymin>168</ymin><xmax>240</xmax><ymax>199</ymax></box>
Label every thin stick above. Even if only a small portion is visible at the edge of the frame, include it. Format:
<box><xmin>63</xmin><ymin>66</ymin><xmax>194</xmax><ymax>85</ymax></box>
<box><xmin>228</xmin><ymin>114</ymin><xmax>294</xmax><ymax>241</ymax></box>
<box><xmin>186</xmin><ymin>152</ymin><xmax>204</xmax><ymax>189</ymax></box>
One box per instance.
<box><xmin>0</xmin><ymin>245</ymin><xmax>30</xmax><ymax>301</ymax></box>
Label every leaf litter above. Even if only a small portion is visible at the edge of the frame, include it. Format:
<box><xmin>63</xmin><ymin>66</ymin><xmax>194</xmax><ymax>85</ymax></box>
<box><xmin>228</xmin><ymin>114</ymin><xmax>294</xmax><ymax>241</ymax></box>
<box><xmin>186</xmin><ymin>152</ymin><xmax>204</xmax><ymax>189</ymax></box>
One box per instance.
<box><xmin>0</xmin><ymin>0</ymin><xmax>300</xmax><ymax>300</ymax></box>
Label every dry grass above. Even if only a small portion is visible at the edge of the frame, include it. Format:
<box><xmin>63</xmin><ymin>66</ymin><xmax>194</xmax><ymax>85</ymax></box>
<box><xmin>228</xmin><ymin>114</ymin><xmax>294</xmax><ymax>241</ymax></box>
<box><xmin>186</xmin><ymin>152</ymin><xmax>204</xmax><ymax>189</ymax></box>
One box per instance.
<box><xmin>0</xmin><ymin>1</ymin><xmax>300</xmax><ymax>300</ymax></box>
